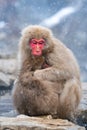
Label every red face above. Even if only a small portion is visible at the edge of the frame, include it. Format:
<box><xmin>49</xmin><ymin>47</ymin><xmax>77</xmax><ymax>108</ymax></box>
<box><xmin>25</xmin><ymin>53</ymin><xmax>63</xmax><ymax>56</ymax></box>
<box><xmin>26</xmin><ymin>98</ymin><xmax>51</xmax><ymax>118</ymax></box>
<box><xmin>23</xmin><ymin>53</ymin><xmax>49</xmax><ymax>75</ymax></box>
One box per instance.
<box><xmin>29</xmin><ymin>38</ymin><xmax>45</xmax><ymax>56</ymax></box>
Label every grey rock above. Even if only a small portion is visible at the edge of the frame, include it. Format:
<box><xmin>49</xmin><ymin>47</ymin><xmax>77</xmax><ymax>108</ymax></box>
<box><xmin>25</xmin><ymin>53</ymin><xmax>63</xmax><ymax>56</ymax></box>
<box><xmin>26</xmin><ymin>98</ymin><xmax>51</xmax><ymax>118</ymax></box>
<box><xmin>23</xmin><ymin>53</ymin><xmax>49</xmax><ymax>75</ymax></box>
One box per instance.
<box><xmin>0</xmin><ymin>59</ymin><xmax>17</xmax><ymax>74</ymax></box>
<box><xmin>0</xmin><ymin>72</ymin><xmax>11</xmax><ymax>87</ymax></box>
<box><xmin>0</xmin><ymin>59</ymin><xmax>17</xmax><ymax>87</ymax></box>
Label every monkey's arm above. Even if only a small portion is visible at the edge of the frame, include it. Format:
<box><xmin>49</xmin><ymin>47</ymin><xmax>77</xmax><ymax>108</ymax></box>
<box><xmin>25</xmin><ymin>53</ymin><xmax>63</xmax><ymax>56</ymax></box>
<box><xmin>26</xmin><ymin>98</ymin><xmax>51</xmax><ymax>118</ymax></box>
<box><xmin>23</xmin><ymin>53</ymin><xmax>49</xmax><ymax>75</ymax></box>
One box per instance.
<box><xmin>34</xmin><ymin>42</ymin><xmax>79</xmax><ymax>82</ymax></box>
<box><xmin>34</xmin><ymin>66</ymin><xmax>74</xmax><ymax>82</ymax></box>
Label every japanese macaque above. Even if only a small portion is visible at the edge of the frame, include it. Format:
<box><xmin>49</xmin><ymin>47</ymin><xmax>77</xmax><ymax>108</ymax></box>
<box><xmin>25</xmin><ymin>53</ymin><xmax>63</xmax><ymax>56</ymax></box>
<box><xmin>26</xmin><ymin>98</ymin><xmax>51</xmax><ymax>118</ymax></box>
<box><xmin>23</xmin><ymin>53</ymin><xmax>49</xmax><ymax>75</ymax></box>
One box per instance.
<box><xmin>12</xmin><ymin>25</ymin><xmax>82</xmax><ymax>121</ymax></box>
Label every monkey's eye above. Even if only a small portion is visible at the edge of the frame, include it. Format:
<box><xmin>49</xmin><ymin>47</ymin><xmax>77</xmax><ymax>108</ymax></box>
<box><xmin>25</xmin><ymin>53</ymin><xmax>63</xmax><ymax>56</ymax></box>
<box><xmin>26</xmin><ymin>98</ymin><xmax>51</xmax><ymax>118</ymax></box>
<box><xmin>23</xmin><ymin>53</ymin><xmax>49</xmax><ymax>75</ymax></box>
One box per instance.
<box><xmin>39</xmin><ymin>41</ymin><xmax>44</xmax><ymax>44</ymax></box>
<box><xmin>32</xmin><ymin>41</ymin><xmax>37</xmax><ymax>44</ymax></box>
<box><xmin>30</xmin><ymin>38</ymin><xmax>45</xmax><ymax>45</ymax></box>
<box><xmin>30</xmin><ymin>39</ymin><xmax>37</xmax><ymax>44</ymax></box>
<box><xmin>39</xmin><ymin>39</ymin><xmax>45</xmax><ymax>44</ymax></box>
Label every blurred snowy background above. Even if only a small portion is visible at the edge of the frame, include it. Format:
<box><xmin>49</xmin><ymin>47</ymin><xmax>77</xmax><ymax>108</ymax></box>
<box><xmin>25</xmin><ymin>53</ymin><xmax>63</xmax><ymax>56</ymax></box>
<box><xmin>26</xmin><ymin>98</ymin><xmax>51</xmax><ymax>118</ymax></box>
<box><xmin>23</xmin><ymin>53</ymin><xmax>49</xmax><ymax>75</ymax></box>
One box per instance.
<box><xmin>0</xmin><ymin>0</ymin><xmax>87</xmax><ymax>82</ymax></box>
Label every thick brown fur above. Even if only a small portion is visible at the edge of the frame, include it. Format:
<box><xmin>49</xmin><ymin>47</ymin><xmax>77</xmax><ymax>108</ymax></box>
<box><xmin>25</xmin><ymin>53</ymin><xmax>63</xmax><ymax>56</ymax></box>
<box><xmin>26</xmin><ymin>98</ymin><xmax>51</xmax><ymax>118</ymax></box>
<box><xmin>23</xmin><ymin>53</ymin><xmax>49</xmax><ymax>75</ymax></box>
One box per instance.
<box><xmin>12</xmin><ymin>25</ymin><xmax>82</xmax><ymax>120</ymax></box>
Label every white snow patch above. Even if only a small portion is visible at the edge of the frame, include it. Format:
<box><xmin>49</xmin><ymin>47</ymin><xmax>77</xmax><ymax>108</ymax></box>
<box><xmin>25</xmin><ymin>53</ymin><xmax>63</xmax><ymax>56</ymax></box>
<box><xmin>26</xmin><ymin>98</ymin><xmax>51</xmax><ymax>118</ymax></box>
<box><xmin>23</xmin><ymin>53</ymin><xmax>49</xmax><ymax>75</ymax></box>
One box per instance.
<box><xmin>40</xmin><ymin>7</ymin><xmax>76</xmax><ymax>27</ymax></box>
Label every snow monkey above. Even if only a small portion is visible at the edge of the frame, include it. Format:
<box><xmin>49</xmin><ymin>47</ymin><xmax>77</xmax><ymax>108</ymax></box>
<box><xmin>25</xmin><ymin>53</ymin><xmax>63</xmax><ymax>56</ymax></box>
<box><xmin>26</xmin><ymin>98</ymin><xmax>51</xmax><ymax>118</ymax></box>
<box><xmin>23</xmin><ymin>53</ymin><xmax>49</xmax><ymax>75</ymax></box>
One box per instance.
<box><xmin>12</xmin><ymin>25</ymin><xmax>81</xmax><ymax>121</ymax></box>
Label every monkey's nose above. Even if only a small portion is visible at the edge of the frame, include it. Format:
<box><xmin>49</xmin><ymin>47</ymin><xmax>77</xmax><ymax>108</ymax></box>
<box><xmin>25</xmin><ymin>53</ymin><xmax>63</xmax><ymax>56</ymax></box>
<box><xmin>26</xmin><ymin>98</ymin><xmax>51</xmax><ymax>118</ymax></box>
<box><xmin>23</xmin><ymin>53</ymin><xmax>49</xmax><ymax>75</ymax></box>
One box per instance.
<box><xmin>36</xmin><ymin>45</ymin><xmax>40</xmax><ymax>51</ymax></box>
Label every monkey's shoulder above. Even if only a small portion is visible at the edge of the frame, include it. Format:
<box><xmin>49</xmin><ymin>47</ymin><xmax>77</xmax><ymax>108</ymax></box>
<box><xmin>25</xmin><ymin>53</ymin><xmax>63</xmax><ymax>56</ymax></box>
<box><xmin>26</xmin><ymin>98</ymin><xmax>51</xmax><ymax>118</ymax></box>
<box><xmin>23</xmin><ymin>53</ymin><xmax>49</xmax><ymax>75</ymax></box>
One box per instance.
<box><xmin>52</xmin><ymin>39</ymin><xmax>70</xmax><ymax>54</ymax></box>
<box><xmin>47</xmin><ymin>39</ymin><xmax>78</xmax><ymax>66</ymax></box>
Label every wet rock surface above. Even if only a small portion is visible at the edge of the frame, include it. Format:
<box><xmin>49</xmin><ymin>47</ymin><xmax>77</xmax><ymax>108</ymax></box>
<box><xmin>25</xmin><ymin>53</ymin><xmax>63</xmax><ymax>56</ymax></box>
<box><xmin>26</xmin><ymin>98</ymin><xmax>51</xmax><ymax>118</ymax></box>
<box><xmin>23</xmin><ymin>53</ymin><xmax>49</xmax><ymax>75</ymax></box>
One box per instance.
<box><xmin>0</xmin><ymin>115</ymin><xmax>85</xmax><ymax>130</ymax></box>
<box><xmin>76</xmin><ymin>83</ymin><xmax>87</xmax><ymax>129</ymax></box>
<box><xmin>79</xmin><ymin>83</ymin><xmax>87</xmax><ymax>110</ymax></box>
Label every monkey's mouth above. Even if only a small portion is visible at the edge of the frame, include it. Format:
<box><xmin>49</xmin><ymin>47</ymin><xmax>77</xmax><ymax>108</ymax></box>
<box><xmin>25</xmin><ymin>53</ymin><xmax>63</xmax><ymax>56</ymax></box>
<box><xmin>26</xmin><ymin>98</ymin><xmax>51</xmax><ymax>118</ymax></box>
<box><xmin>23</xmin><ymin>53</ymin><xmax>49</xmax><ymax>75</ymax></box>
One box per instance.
<box><xmin>32</xmin><ymin>51</ymin><xmax>42</xmax><ymax>56</ymax></box>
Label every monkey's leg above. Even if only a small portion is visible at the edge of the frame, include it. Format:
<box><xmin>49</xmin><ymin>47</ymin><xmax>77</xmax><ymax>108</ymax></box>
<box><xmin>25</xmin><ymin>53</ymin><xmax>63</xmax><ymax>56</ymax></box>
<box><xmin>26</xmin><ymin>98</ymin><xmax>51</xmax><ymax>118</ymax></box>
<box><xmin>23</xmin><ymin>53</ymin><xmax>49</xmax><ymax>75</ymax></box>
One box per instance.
<box><xmin>13</xmin><ymin>79</ymin><xmax>58</xmax><ymax>116</ymax></box>
<box><xmin>58</xmin><ymin>78</ymin><xmax>81</xmax><ymax>120</ymax></box>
